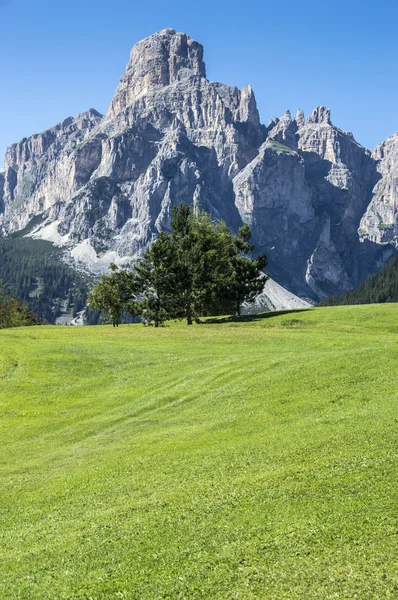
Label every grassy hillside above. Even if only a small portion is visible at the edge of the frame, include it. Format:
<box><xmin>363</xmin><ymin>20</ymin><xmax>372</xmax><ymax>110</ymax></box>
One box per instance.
<box><xmin>320</xmin><ymin>254</ymin><xmax>398</xmax><ymax>306</ymax></box>
<box><xmin>0</xmin><ymin>306</ymin><xmax>397</xmax><ymax>599</ymax></box>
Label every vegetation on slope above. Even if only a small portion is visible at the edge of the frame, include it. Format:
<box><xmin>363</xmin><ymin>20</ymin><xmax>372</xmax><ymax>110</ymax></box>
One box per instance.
<box><xmin>320</xmin><ymin>254</ymin><xmax>398</xmax><ymax>306</ymax></box>
<box><xmin>0</xmin><ymin>236</ymin><xmax>90</xmax><ymax>323</ymax></box>
<box><xmin>0</xmin><ymin>282</ymin><xmax>41</xmax><ymax>328</ymax></box>
<box><xmin>0</xmin><ymin>305</ymin><xmax>397</xmax><ymax>598</ymax></box>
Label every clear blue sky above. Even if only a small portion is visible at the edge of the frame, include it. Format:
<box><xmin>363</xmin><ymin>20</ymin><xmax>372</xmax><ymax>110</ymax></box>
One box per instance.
<box><xmin>1</xmin><ymin>0</ymin><xmax>398</xmax><ymax>165</ymax></box>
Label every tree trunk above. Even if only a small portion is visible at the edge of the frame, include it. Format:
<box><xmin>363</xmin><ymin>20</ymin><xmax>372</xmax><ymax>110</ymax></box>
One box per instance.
<box><xmin>186</xmin><ymin>304</ymin><xmax>193</xmax><ymax>326</ymax></box>
<box><xmin>236</xmin><ymin>302</ymin><xmax>241</xmax><ymax>317</ymax></box>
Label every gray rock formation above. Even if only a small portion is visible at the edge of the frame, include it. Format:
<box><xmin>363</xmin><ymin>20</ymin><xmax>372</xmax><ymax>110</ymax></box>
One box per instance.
<box><xmin>0</xmin><ymin>28</ymin><xmax>397</xmax><ymax>299</ymax></box>
<box><xmin>359</xmin><ymin>132</ymin><xmax>398</xmax><ymax>246</ymax></box>
<box><xmin>242</xmin><ymin>277</ymin><xmax>312</xmax><ymax>314</ymax></box>
<box><xmin>0</xmin><ymin>171</ymin><xmax>4</xmax><ymax>215</ymax></box>
<box><xmin>107</xmin><ymin>28</ymin><xmax>206</xmax><ymax>119</ymax></box>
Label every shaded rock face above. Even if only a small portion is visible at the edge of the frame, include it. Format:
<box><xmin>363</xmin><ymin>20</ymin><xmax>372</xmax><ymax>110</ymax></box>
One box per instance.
<box><xmin>237</xmin><ymin>106</ymin><xmax>394</xmax><ymax>296</ymax></box>
<box><xmin>0</xmin><ymin>28</ymin><xmax>396</xmax><ymax>298</ymax></box>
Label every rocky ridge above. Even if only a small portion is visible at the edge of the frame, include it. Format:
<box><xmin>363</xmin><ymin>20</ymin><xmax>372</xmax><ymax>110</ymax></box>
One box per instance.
<box><xmin>1</xmin><ymin>28</ymin><xmax>397</xmax><ymax>300</ymax></box>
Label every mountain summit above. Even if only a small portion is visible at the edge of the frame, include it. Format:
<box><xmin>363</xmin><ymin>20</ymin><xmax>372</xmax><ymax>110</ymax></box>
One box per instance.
<box><xmin>0</xmin><ymin>29</ymin><xmax>397</xmax><ymax>299</ymax></box>
<box><xmin>108</xmin><ymin>29</ymin><xmax>206</xmax><ymax>118</ymax></box>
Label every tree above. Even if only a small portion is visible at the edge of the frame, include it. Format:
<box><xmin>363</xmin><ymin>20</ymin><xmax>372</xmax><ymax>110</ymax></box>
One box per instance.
<box><xmin>169</xmin><ymin>206</ymin><xmax>268</xmax><ymax>321</ymax></box>
<box><xmin>227</xmin><ymin>223</ymin><xmax>268</xmax><ymax>316</ymax></box>
<box><xmin>0</xmin><ymin>282</ymin><xmax>41</xmax><ymax>329</ymax></box>
<box><xmin>170</xmin><ymin>204</ymin><xmax>237</xmax><ymax>324</ymax></box>
<box><xmin>87</xmin><ymin>264</ymin><xmax>135</xmax><ymax>327</ymax></box>
<box><xmin>132</xmin><ymin>232</ymin><xmax>177</xmax><ymax>327</ymax></box>
<box><xmin>87</xmin><ymin>204</ymin><xmax>269</xmax><ymax>327</ymax></box>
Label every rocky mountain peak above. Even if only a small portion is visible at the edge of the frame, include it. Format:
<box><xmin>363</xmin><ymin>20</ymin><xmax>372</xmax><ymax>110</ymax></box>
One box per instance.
<box><xmin>107</xmin><ymin>29</ymin><xmax>207</xmax><ymax>119</ymax></box>
<box><xmin>372</xmin><ymin>131</ymin><xmax>398</xmax><ymax>166</ymax></box>
<box><xmin>306</xmin><ymin>106</ymin><xmax>331</xmax><ymax>125</ymax></box>
<box><xmin>267</xmin><ymin>109</ymin><xmax>298</xmax><ymax>150</ymax></box>
<box><xmin>1</xmin><ymin>28</ymin><xmax>397</xmax><ymax>302</ymax></box>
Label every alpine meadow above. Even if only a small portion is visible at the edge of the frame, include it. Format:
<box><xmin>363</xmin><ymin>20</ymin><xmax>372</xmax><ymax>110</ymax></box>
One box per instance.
<box><xmin>1</xmin><ymin>306</ymin><xmax>398</xmax><ymax>599</ymax></box>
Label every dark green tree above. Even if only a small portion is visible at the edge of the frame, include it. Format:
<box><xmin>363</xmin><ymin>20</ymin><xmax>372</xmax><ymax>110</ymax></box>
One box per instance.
<box><xmin>87</xmin><ymin>204</ymin><xmax>268</xmax><ymax>327</ymax></box>
<box><xmin>170</xmin><ymin>204</ymin><xmax>237</xmax><ymax>324</ymax></box>
<box><xmin>227</xmin><ymin>223</ymin><xmax>268</xmax><ymax>316</ymax></box>
<box><xmin>132</xmin><ymin>232</ymin><xmax>177</xmax><ymax>327</ymax></box>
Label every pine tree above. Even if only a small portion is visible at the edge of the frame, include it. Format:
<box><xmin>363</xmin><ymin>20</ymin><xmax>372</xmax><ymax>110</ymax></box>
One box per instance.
<box><xmin>0</xmin><ymin>282</ymin><xmax>41</xmax><ymax>329</ymax></box>
<box><xmin>132</xmin><ymin>232</ymin><xmax>177</xmax><ymax>327</ymax></box>
<box><xmin>170</xmin><ymin>204</ymin><xmax>237</xmax><ymax>324</ymax></box>
<box><xmin>87</xmin><ymin>204</ymin><xmax>269</xmax><ymax>327</ymax></box>
<box><xmin>228</xmin><ymin>223</ymin><xmax>268</xmax><ymax>316</ymax></box>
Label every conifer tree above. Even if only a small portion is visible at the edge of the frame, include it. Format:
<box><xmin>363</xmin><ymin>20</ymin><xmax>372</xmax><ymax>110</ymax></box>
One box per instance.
<box><xmin>132</xmin><ymin>232</ymin><xmax>177</xmax><ymax>327</ymax></box>
<box><xmin>228</xmin><ymin>223</ymin><xmax>268</xmax><ymax>316</ymax></box>
<box><xmin>88</xmin><ymin>203</ymin><xmax>269</xmax><ymax>326</ymax></box>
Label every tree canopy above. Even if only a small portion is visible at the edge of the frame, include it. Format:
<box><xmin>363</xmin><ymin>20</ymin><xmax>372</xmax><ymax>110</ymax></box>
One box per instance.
<box><xmin>0</xmin><ymin>282</ymin><xmax>41</xmax><ymax>329</ymax></box>
<box><xmin>88</xmin><ymin>204</ymin><xmax>268</xmax><ymax>326</ymax></box>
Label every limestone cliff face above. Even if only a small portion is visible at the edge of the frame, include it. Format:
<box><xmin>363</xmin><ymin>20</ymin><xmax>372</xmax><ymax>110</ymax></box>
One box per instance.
<box><xmin>0</xmin><ymin>171</ymin><xmax>4</xmax><ymax>216</ymax></box>
<box><xmin>107</xmin><ymin>28</ymin><xmax>206</xmax><ymax>118</ymax></box>
<box><xmin>1</xmin><ymin>109</ymin><xmax>104</xmax><ymax>233</ymax></box>
<box><xmin>234</xmin><ymin>105</ymin><xmax>393</xmax><ymax>296</ymax></box>
<box><xmin>359</xmin><ymin>133</ymin><xmax>398</xmax><ymax>246</ymax></box>
<box><xmin>0</xmin><ymin>28</ymin><xmax>396</xmax><ymax>298</ymax></box>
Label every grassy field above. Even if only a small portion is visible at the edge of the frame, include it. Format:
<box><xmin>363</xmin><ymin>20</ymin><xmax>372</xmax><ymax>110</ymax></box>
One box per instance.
<box><xmin>0</xmin><ymin>305</ymin><xmax>397</xmax><ymax>599</ymax></box>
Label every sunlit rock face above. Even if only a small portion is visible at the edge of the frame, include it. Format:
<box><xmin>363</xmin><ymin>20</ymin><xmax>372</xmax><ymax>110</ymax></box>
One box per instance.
<box><xmin>107</xmin><ymin>28</ymin><xmax>207</xmax><ymax>118</ymax></box>
<box><xmin>0</xmin><ymin>28</ymin><xmax>396</xmax><ymax>298</ymax></box>
<box><xmin>359</xmin><ymin>133</ymin><xmax>398</xmax><ymax>247</ymax></box>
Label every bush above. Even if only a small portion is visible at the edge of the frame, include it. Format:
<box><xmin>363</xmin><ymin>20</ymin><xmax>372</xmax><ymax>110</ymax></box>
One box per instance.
<box><xmin>0</xmin><ymin>284</ymin><xmax>41</xmax><ymax>329</ymax></box>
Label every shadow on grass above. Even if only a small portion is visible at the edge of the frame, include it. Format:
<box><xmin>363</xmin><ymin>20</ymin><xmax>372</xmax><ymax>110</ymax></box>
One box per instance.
<box><xmin>201</xmin><ymin>308</ymin><xmax>312</xmax><ymax>325</ymax></box>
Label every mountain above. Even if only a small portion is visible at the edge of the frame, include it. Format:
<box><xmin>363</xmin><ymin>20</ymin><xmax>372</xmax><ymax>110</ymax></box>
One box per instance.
<box><xmin>1</xmin><ymin>28</ymin><xmax>397</xmax><ymax>301</ymax></box>
<box><xmin>319</xmin><ymin>254</ymin><xmax>398</xmax><ymax>306</ymax></box>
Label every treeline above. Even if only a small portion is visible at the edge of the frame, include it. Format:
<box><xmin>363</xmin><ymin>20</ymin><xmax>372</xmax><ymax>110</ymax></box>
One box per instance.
<box><xmin>0</xmin><ymin>283</ymin><xmax>41</xmax><ymax>329</ymax></box>
<box><xmin>89</xmin><ymin>204</ymin><xmax>268</xmax><ymax>326</ymax></box>
<box><xmin>319</xmin><ymin>255</ymin><xmax>398</xmax><ymax>306</ymax></box>
<box><xmin>0</xmin><ymin>237</ymin><xmax>90</xmax><ymax>323</ymax></box>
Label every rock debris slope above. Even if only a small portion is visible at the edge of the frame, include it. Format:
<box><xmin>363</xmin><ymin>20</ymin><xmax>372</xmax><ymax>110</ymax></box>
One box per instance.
<box><xmin>0</xmin><ymin>28</ymin><xmax>397</xmax><ymax>300</ymax></box>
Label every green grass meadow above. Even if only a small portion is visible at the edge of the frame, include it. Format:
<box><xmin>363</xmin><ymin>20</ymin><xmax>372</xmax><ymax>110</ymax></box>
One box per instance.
<box><xmin>0</xmin><ymin>305</ymin><xmax>397</xmax><ymax>599</ymax></box>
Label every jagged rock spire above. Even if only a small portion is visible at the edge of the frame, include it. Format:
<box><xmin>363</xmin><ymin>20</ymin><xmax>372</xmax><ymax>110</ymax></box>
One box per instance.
<box><xmin>282</xmin><ymin>109</ymin><xmax>292</xmax><ymax>121</ymax></box>
<box><xmin>306</xmin><ymin>106</ymin><xmax>331</xmax><ymax>125</ymax></box>
<box><xmin>295</xmin><ymin>109</ymin><xmax>305</xmax><ymax>128</ymax></box>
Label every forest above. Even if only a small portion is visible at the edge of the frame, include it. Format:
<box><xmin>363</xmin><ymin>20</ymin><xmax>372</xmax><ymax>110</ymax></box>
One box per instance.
<box><xmin>319</xmin><ymin>255</ymin><xmax>398</xmax><ymax>306</ymax></box>
<box><xmin>0</xmin><ymin>236</ymin><xmax>91</xmax><ymax>324</ymax></box>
